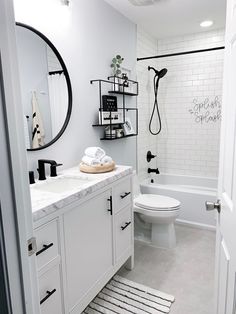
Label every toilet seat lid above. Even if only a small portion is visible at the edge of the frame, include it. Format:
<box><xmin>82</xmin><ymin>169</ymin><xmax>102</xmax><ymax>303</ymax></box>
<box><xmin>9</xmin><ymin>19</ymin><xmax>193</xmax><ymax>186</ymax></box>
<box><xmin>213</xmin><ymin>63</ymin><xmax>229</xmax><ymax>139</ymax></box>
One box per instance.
<box><xmin>134</xmin><ymin>194</ymin><xmax>181</xmax><ymax>211</ymax></box>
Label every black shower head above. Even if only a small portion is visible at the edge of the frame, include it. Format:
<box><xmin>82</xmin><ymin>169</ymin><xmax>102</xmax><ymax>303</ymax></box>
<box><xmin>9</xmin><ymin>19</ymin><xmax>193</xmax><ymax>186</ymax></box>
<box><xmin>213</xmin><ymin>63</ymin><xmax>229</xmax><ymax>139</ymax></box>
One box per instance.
<box><xmin>159</xmin><ymin>68</ymin><xmax>168</xmax><ymax>78</ymax></box>
<box><xmin>148</xmin><ymin>66</ymin><xmax>168</xmax><ymax>78</ymax></box>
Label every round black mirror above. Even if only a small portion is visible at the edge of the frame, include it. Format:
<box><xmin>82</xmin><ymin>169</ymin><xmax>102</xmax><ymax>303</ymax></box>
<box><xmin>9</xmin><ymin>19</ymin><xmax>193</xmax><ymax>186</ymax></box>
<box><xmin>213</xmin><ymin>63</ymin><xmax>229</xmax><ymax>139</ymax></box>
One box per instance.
<box><xmin>15</xmin><ymin>22</ymin><xmax>72</xmax><ymax>151</ymax></box>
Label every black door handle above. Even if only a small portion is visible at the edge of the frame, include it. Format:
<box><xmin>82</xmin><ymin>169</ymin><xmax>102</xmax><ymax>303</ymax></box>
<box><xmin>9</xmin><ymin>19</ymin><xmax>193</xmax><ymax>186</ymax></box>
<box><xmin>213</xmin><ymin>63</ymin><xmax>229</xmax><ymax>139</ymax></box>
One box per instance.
<box><xmin>40</xmin><ymin>289</ymin><xmax>56</xmax><ymax>305</ymax></box>
<box><xmin>36</xmin><ymin>243</ymin><xmax>54</xmax><ymax>256</ymax></box>
<box><xmin>120</xmin><ymin>192</ymin><xmax>131</xmax><ymax>199</ymax></box>
<box><xmin>121</xmin><ymin>221</ymin><xmax>131</xmax><ymax>230</ymax></box>
<box><xmin>107</xmin><ymin>196</ymin><xmax>113</xmax><ymax>215</ymax></box>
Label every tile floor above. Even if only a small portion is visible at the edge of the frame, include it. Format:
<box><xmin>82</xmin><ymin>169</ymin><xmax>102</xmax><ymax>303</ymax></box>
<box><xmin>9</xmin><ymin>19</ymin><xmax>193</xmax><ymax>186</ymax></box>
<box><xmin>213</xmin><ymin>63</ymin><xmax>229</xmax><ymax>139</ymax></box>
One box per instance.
<box><xmin>119</xmin><ymin>224</ymin><xmax>216</xmax><ymax>314</ymax></box>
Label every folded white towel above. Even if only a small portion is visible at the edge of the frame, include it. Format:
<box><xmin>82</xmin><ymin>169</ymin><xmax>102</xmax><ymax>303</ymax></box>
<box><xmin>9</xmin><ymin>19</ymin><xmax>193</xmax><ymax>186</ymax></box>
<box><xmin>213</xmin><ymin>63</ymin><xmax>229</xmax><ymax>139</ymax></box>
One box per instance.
<box><xmin>85</xmin><ymin>147</ymin><xmax>105</xmax><ymax>159</ymax></box>
<box><xmin>82</xmin><ymin>156</ymin><xmax>101</xmax><ymax>166</ymax></box>
<box><xmin>100</xmin><ymin>155</ymin><xmax>113</xmax><ymax>164</ymax></box>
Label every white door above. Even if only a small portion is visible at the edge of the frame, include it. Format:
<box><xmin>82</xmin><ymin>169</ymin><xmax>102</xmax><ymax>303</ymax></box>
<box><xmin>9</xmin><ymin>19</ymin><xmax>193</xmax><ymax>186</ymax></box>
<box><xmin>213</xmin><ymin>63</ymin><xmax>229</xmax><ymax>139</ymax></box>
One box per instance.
<box><xmin>212</xmin><ymin>0</ymin><xmax>236</xmax><ymax>312</ymax></box>
<box><xmin>0</xmin><ymin>0</ymin><xmax>40</xmax><ymax>313</ymax></box>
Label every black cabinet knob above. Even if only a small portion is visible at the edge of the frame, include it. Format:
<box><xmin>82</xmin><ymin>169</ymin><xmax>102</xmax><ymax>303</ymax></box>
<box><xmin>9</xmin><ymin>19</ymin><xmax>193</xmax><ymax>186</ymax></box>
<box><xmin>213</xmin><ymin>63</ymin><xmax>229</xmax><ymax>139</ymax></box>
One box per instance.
<box><xmin>36</xmin><ymin>243</ymin><xmax>54</xmax><ymax>256</ymax></box>
<box><xmin>121</xmin><ymin>221</ymin><xmax>131</xmax><ymax>231</ymax></box>
<box><xmin>40</xmin><ymin>289</ymin><xmax>56</xmax><ymax>305</ymax></box>
<box><xmin>107</xmin><ymin>196</ymin><xmax>113</xmax><ymax>215</ymax></box>
<box><xmin>120</xmin><ymin>192</ymin><xmax>131</xmax><ymax>199</ymax></box>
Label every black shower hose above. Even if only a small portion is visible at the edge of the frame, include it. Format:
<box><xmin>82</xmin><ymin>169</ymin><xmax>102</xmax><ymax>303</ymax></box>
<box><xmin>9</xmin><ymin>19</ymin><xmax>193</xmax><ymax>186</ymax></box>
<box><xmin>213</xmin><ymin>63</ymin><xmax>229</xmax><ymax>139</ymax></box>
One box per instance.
<box><xmin>149</xmin><ymin>74</ymin><xmax>162</xmax><ymax>135</ymax></box>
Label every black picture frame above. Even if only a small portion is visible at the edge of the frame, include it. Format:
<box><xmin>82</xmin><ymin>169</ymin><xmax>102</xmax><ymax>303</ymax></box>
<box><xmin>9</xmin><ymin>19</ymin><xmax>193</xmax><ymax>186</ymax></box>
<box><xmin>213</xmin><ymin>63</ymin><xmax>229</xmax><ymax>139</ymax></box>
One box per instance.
<box><xmin>16</xmin><ymin>22</ymin><xmax>73</xmax><ymax>151</ymax></box>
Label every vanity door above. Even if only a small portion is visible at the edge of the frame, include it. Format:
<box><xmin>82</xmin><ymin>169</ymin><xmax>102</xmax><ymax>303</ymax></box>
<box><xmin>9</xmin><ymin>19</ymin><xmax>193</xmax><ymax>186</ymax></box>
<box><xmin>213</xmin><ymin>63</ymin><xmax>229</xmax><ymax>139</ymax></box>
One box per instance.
<box><xmin>63</xmin><ymin>189</ymin><xmax>113</xmax><ymax>313</ymax></box>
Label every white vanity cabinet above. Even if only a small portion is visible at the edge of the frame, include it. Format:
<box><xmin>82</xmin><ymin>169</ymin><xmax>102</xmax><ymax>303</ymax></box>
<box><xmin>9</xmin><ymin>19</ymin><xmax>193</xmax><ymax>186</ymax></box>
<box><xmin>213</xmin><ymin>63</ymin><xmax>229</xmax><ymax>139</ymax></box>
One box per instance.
<box><xmin>34</xmin><ymin>219</ymin><xmax>64</xmax><ymax>314</ymax></box>
<box><xmin>35</xmin><ymin>219</ymin><xmax>59</xmax><ymax>271</ymax></box>
<box><xmin>38</xmin><ymin>264</ymin><xmax>63</xmax><ymax>314</ymax></box>
<box><xmin>63</xmin><ymin>189</ymin><xmax>113</xmax><ymax>313</ymax></box>
<box><xmin>33</xmin><ymin>170</ymin><xmax>133</xmax><ymax>314</ymax></box>
<box><xmin>63</xmin><ymin>175</ymin><xmax>133</xmax><ymax>314</ymax></box>
<box><xmin>113</xmin><ymin>177</ymin><xmax>133</xmax><ymax>264</ymax></box>
<box><xmin>114</xmin><ymin>205</ymin><xmax>132</xmax><ymax>263</ymax></box>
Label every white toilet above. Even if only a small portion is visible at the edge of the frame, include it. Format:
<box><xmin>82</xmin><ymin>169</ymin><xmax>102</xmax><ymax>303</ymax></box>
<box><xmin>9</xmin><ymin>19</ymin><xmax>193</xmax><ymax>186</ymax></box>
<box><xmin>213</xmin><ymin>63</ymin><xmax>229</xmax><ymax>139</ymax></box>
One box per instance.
<box><xmin>133</xmin><ymin>175</ymin><xmax>181</xmax><ymax>249</ymax></box>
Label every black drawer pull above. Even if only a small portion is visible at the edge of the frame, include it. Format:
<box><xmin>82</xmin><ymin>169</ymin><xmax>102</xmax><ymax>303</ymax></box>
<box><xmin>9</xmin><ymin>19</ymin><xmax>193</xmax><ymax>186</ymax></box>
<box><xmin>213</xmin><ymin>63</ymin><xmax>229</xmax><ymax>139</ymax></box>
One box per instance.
<box><xmin>107</xmin><ymin>196</ymin><xmax>113</xmax><ymax>215</ymax></box>
<box><xmin>121</xmin><ymin>221</ymin><xmax>131</xmax><ymax>231</ymax></box>
<box><xmin>40</xmin><ymin>288</ymin><xmax>56</xmax><ymax>305</ymax></box>
<box><xmin>36</xmin><ymin>243</ymin><xmax>54</xmax><ymax>256</ymax></box>
<box><xmin>120</xmin><ymin>192</ymin><xmax>131</xmax><ymax>199</ymax></box>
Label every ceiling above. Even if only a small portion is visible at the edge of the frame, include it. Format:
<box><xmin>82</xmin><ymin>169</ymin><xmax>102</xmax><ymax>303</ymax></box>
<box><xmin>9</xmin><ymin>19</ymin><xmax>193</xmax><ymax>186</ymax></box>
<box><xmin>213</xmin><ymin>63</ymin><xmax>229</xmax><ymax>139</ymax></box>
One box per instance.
<box><xmin>104</xmin><ymin>0</ymin><xmax>226</xmax><ymax>39</ymax></box>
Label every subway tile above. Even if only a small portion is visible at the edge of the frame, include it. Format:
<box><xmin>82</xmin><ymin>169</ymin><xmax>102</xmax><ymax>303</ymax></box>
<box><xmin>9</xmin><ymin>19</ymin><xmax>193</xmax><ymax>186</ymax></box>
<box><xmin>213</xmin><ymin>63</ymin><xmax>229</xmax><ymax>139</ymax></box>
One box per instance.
<box><xmin>137</xmin><ymin>27</ymin><xmax>224</xmax><ymax>179</ymax></box>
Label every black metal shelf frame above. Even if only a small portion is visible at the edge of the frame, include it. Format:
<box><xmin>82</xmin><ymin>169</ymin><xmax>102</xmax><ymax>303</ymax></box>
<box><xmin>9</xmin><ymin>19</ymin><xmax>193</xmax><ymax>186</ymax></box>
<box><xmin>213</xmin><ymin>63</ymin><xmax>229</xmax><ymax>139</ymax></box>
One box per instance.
<box><xmin>100</xmin><ymin>134</ymin><xmax>137</xmax><ymax>141</ymax></box>
<box><xmin>90</xmin><ymin>78</ymin><xmax>139</xmax><ymax>140</ymax></box>
<box><xmin>108</xmin><ymin>90</ymin><xmax>138</xmax><ymax>96</ymax></box>
<box><xmin>107</xmin><ymin>75</ymin><xmax>139</xmax><ymax>96</ymax></box>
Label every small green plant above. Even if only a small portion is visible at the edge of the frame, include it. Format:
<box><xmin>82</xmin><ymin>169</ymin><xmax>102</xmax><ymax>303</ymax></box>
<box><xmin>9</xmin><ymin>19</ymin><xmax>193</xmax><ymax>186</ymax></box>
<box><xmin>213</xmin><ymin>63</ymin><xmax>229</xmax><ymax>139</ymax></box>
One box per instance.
<box><xmin>110</xmin><ymin>55</ymin><xmax>124</xmax><ymax>76</ymax></box>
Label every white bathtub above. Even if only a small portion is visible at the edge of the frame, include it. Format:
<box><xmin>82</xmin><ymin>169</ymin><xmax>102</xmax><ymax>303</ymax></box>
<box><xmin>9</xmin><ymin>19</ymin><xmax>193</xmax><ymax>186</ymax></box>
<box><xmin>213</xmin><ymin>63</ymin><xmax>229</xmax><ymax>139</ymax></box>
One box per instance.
<box><xmin>140</xmin><ymin>174</ymin><xmax>217</xmax><ymax>230</ymax></box>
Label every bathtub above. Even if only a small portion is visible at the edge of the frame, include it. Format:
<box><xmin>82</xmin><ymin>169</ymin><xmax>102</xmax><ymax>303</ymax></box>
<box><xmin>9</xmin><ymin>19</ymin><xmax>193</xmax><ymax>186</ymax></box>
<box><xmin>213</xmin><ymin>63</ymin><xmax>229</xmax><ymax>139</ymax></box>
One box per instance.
<box><xmin>140</xmin><ymin>174</ymin><xmax>217</xmax><ymax>230</ymax></box>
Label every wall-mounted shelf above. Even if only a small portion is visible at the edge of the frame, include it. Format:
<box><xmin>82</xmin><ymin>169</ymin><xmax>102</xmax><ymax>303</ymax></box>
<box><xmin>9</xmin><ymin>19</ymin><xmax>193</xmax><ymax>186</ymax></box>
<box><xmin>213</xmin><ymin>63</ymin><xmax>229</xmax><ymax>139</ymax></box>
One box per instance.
<box><xmin>100</xmin><ymin>134</ymin><xmax>137</xmax><ymax>141</ymax></box>
<box><xmin>108</xmin><ymin>91</ymin><xmax>138</xmax><ymax>96</ymax></box>
<box><xmin>91</xmin><ymin>77</ymin><xmax>139</xmax><ymax>141</ymax></box>
<box><xmin>92</xmin><ymin>123</ymin><xmax>125</xmax><ymax>127</ymax></box>
<box><xmin>107</xmin><ymin>75</ymin><xmax>139</xmax><ymax>96</ymax></box>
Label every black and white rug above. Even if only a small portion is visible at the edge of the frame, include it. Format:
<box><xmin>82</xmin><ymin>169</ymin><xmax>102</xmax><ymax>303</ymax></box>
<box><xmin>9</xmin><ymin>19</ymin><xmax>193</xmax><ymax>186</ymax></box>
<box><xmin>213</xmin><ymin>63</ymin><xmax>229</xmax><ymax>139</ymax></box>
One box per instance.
<box><xmin>83</xmin><ymin>275</ymin><xmax>175</xmax><ymax>314</ymax></box>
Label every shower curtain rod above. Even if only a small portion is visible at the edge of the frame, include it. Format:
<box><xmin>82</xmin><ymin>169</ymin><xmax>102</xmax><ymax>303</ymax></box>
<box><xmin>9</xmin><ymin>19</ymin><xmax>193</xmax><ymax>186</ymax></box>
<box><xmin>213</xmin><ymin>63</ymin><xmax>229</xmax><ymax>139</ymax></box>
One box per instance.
<box><xmin>137</xmin><ymin>46</ymin><xmax>225</xmax><ymax>61</ymax></box>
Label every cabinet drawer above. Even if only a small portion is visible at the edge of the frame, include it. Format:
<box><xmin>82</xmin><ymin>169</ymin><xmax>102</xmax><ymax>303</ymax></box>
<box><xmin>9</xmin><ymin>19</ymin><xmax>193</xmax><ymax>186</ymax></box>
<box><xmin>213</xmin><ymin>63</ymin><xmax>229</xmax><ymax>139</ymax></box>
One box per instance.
<box><xmin>35</xmin><ymin>220</ymin><xmax>59</xmax><ymax>270</ymax></box>
<box><xmin>115</xmin><ymin>206</ymin><xmax>132</xmax><ymax>262</ymax></box>
<box><xmin>113</xmin><ymin>177</ymin><xmax>132</xmax><ymax>213</ymax></box>
<box><xmin>38</xmin><ymin>265</ymin><xmax>63</xmax><ymax>314</ymax></box>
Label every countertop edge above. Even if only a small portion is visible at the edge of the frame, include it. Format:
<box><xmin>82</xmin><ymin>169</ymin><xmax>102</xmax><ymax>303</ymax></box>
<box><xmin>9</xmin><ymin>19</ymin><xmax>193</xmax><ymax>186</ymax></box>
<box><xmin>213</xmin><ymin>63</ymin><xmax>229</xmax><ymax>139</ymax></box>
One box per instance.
<box><xmin>32</xmin><ymin>166</ymin><xmax>133</xmax><ymax>223</ymax></box>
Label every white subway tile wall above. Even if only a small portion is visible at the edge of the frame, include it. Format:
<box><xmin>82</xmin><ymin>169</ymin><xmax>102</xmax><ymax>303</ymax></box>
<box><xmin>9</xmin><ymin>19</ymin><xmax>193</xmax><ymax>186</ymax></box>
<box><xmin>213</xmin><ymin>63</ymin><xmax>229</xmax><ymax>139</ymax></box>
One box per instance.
<box><xmin>137</xmin><ymin>29</ymin><xmax>225</xmax><ymax>180</ymax></box>
<box><xmin>137</xmin><ymin>27</ymin><xmax>158</xmax><ymax>180</ymax></box>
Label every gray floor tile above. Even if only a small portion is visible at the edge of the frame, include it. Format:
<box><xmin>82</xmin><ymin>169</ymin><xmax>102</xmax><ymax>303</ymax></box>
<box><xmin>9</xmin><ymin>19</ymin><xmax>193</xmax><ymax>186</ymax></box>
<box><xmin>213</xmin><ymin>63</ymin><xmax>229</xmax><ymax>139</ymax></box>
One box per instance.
<box><xmin>119</xmin><ymin>224</ymin><xmax>216</xmax><ymax>314</ymax></box>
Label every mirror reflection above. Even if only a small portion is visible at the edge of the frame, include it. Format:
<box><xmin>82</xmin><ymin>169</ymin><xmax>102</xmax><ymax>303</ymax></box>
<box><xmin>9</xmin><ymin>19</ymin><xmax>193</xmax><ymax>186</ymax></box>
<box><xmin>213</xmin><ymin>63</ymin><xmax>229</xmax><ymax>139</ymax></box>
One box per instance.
<box><xmin>15</xmin><ymin>24</ymin><xmax>71</xmax><ymax>150</ymax></box>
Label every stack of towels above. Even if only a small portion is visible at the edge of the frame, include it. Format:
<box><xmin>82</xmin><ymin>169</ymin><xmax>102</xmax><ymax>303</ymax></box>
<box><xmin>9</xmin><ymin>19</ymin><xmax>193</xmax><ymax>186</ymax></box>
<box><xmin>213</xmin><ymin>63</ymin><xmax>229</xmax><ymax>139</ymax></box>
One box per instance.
<box><xmin>82</xmin><ymin>147</ymin><xmax>113</xmax><ymax>166</ymax></box>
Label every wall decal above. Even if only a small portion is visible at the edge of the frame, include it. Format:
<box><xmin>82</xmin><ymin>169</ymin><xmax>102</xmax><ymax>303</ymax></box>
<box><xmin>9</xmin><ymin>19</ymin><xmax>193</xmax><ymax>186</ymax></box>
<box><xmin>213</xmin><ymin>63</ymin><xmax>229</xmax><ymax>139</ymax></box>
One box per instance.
<box><xmin>188</xmin><ymin>96</ymin><xmax>221</xmax><ymax>124</ymax></box>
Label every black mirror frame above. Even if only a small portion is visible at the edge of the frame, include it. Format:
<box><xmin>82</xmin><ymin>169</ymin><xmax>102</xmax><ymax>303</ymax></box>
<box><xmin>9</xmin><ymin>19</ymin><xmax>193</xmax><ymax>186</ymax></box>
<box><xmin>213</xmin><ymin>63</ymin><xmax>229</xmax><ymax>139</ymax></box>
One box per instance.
<box><xmin>16</xmin><ymin>22</ymin><xmax>72</xmax><ymax>151</ymax></box>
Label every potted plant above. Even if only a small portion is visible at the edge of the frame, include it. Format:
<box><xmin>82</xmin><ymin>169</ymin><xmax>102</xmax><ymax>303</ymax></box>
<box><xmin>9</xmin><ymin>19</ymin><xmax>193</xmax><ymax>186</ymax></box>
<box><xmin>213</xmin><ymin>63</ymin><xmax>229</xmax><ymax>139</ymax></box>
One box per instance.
<box><xmin>110</xmin><ymin>55</ymin><xmax>124</xmax><ymax>91</ymax></box>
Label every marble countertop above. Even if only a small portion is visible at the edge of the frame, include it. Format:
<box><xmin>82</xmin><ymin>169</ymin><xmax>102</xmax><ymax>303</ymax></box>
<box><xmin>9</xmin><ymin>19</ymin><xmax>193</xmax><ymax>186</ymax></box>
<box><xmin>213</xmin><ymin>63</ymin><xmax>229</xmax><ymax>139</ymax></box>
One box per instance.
<box><xmin>31</xmin><ymin>165</ymin><xmax>132</xmax><ymax>222</ymax></box>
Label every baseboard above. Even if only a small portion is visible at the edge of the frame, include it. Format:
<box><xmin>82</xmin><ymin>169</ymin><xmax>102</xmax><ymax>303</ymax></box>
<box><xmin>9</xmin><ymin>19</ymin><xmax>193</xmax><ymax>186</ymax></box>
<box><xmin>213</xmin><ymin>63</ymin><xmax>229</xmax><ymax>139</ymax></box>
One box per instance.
<box><xmin>176</xmin><ymin>219</ymin><xmax>216</xmax><ymax>231</ymax></box>
<box><xmin>134</xmin><ymin>236</ymin><xmax>151</xmax><ymax>245</ymax></box>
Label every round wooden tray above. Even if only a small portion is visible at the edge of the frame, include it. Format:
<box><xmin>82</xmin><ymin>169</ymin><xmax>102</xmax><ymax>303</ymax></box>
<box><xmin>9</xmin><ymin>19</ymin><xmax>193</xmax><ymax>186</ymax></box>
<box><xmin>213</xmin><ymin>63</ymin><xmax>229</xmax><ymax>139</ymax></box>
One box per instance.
<box><xmin>79</xmin><ymin>161</ymin><xmax>116</xmax><ymax>174</ymax></box>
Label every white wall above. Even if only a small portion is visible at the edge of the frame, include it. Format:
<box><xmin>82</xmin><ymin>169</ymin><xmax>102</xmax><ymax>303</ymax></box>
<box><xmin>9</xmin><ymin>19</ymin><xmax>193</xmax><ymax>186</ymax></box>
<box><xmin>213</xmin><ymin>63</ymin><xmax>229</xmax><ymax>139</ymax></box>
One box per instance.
<box><xmin>14</xmin><ymin>0</ymin><xmax>137</xmax><ymax>173</ymax></box>
<box><xmin>137</xmin><ymin>28</ymin><xmax>224</xmax><ymax>179</ymax></box>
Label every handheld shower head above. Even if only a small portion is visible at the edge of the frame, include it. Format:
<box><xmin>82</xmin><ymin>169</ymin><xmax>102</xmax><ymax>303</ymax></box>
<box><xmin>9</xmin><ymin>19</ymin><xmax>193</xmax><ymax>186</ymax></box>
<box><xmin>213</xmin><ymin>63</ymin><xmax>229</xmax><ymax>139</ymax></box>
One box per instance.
<box><xmin>147</xmin><ymin>65</ymin><xmax>168</xmax><ymax>136</ymax></box>
<box><xmin>159</xmin><ymin>68</ymin><xmax>168</xmax><ymax>78</ymax></box>
<box><xmin>148</xmin><ymin>66</ymin><xmax>168</xmax><ymax>78</ymax></box>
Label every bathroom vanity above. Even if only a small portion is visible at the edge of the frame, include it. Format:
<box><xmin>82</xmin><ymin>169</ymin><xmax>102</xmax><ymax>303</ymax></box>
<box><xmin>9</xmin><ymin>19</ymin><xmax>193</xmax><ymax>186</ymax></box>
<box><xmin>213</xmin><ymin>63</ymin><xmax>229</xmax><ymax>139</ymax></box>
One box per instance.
<box><xmin>15</xmin><ymin>21</ymin><xmax>134</xmax><ymax>313</ymax></box>
<box><xmin>31</xmin><ymin>166</ymin><xmax>133</xmax><ymax>314</ymax></box>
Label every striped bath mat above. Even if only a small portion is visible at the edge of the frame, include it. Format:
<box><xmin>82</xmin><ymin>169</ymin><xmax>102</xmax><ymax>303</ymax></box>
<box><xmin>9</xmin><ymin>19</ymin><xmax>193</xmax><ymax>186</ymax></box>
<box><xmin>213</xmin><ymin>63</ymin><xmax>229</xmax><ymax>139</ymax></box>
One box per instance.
<box><xmin>83</xmin><ymin>275</ymin><xmax>175</xmax><ymax>314</ymax></box>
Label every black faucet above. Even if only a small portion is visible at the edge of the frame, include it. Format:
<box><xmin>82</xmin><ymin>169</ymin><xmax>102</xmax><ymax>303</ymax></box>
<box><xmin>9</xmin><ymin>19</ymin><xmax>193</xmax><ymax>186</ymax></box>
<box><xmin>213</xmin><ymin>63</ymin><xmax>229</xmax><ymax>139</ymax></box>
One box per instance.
<box><xmin>146</xmin><ymin>151</ymin><xmax>157</xmax><ymax>162</ymax></box>
<box><xmin>38</xmin><ymin>159</ymin><xmax>63</xmax><ymax>180</ymax></box>
<box><xmin>148</xmin><ymin>168</ymin><xmax>160</xmax><ymax>174</ymax></box>
<box><xmin>28</xmin><ymin>171</ymin><xmax>35</xmax><ymax>184</ymax></box>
